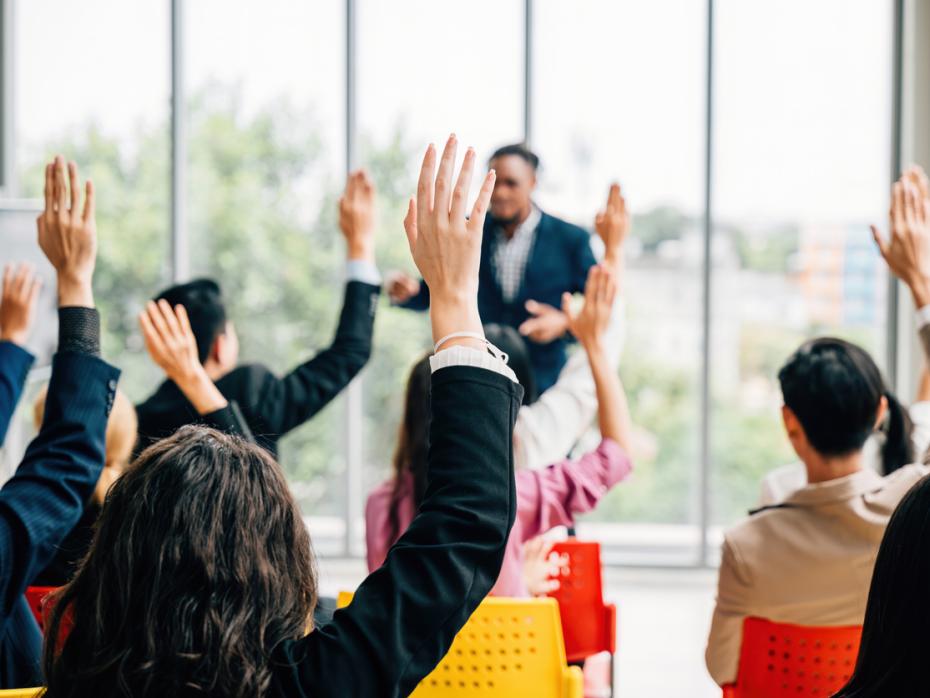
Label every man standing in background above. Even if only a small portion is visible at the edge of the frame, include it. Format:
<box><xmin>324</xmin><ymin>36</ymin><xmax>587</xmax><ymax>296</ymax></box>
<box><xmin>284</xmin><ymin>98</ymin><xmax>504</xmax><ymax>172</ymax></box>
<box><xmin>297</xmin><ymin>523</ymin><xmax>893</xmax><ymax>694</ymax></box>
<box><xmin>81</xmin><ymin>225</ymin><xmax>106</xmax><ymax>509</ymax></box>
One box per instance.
<box><xmin>388</xmin><ymin>144</ymin><xmax>597</xmax><ymax>392</ymax></box>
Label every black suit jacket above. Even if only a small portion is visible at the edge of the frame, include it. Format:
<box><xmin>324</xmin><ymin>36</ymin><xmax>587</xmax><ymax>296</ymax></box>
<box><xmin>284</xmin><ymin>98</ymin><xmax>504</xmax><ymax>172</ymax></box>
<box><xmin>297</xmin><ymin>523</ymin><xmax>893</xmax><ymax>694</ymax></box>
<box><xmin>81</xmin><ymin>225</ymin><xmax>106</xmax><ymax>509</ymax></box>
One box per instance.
<box><xmin>135</xmin><ymin>280</ymin><xmax>380</xmax><ymax>458</ymax></box>
<box><xmin>269</xmin><ymin>365</ymin><xmax>522</xmax><ymax>697</ymax></box>
<box><xmin>0</xmin><ymin>350</ymin><xmax>119</xmax><ymax>687</ymax></box>
<box><xmin>402</xmin><ymin>212</ymin><xmax>596</xmax><ymax>392</ymax></box>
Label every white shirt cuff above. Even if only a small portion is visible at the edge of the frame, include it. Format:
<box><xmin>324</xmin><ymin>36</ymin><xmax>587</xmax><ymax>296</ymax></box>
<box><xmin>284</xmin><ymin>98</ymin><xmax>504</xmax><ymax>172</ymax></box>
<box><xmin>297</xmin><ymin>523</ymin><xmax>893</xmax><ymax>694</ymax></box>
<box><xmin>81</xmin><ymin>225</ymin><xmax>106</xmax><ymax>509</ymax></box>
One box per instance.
<box><xmin>916</xmin><ymin>305</ymin><xmax>930</xmax><ymax>330</ymax></box>
<box><xmin>346</xmin><ymin>260</ymin><xmax>382</xmax><ymax>285</ymax></box>
<box><xmin>429</xmin><ymin>345</ymin><xmax>518</xmax><ymax>383</ymax></box>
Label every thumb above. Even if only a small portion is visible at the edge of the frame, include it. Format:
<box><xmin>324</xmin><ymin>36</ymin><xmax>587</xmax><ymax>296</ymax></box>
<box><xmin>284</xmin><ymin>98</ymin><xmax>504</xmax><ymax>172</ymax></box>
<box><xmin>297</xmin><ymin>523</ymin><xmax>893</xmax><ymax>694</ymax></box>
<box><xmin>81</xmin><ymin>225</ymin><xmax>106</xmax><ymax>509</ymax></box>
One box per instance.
<box><xmin>525</xmin><ymin>299</ymin><xmax>542</xmax><ymax>316</ymax></box>
<box><xmin>560</xmin><ymin>292</ymin><xmax>573</xmax><ymax>318</ymax></box>
<box><xmin>519</xmin><ymin>318</ymin><xmax>540</xmax><ymax>336</ymax></box>
<box><xmin>870</xmin><ymin>224</ymin><xmax>888</xmax><ymax>258</ymax></box>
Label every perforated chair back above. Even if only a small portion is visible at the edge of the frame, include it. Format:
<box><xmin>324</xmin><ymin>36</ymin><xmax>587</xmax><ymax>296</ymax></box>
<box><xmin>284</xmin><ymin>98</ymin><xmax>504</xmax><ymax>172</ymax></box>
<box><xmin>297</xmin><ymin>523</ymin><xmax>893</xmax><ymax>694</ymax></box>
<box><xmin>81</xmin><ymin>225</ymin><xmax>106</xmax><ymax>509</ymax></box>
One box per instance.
<box><xmin>0</xmin><ymin>689</ymin><xmax>44</xmax><ymax>697</ymax></box>
<box><xmin>24</xmin><ymin>587</ymin><xmax>57</xmax><ymax>631</ymax></box>
<box><xmin>722</xmin><ymin>617</ymin><xmax>861</xmax><ymax>697</ymax></box>
<box><xmin>546</xmin><ymin>539</ymin><xmax>616</xmax><ymax>663</ymax></box>
<box><xmin>336</xmin><ymin>593</ymin><xmax>583</xmax><ymax>697</ymax></box>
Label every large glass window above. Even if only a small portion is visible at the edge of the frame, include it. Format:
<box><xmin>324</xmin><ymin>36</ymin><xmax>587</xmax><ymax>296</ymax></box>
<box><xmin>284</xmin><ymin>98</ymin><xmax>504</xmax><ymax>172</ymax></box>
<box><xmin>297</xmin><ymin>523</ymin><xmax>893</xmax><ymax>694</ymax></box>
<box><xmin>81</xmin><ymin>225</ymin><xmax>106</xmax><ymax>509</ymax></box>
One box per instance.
<box><xmin>185</xmin><ymin>1</ymin><xmax>347</xmax><ymax>551</ymax></box>
<box><xmin>533</xmin><ymin>0</ymin><xmax>708</xmax><ymax>563</ymax></box>
<box><xmin>355</xmin><ymin>0</ymin><xmax>525</xmax><ymax>554</ymax></box>
<box><xmin>710</xmin><ymin>0</ymin><xmax>893</xmax><ymax>527</ymax></box>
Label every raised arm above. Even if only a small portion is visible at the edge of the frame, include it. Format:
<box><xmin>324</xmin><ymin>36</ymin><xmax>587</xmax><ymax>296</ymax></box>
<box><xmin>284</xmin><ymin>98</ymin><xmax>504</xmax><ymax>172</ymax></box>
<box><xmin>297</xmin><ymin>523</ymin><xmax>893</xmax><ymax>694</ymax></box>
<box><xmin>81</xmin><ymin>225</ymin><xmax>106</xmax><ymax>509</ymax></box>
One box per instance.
<box><xmin>252</xmin><ymin>170</ymin><xmax>380</xmax><ymax>436</ymax></box>
<box><xmin>283</xmin><ymin>136</ymin><xmax>522</xmax><ymax>698</ymax></box>
<box><xmin>0</xmin><ymin>157</ymin><xmax>119</xmax><ymax>615</ymax></box>
<box><xmin>0</xmin><ymin>264</ymin><xmax>41</xmax><ymax>443</ymax></box>
<box><xmin>139</xmin><ymin>300</ymin><xmax>253</xmax><ymax>441</ymax></box>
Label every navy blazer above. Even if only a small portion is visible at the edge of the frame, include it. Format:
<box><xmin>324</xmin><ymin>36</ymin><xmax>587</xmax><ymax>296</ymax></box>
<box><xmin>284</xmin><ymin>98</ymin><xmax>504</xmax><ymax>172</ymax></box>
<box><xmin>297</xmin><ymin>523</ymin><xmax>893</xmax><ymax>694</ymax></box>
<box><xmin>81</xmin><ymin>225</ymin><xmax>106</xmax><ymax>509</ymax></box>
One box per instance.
<box><xmin>402</xmin><ymin>211</ymin><xmax>596</xmax><ymax>392</ymax></box>
<box><xmin>0</xmin><ymin>350</ymin><xmax>118</xmax><ymax>687</ymax></box>
<box><xmin>0</xmin><ymin>342</ymin><xmax>35</xmax><ymax>445</ymax></box>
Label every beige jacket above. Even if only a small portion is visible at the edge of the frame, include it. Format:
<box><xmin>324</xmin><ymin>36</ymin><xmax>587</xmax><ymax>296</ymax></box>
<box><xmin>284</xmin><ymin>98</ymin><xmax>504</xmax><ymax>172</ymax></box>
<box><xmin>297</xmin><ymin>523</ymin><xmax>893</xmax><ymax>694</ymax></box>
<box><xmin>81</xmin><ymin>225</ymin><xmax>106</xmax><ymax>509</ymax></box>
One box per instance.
<box><xmin>705</xmin><ymin>463</ymin><xmax>930</xmax><ymax>686</ymax></box>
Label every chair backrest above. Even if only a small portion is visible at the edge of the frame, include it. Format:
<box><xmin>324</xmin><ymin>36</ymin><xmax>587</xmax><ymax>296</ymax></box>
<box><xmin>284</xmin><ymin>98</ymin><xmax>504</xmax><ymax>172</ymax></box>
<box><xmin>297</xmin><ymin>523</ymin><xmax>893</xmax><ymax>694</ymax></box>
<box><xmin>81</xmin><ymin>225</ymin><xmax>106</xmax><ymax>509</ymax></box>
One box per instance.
<box><xmin>0</xmin><ymin>689</ymin><xmax>44</xmax><ymax>697</ymax></box>
<box><xmin>24</xmin><ymin>587</ymin><xmax>57</xmax><ymax>631</ymax></box>
<box><xmin>724</xmin><ymin>617</ymin><xmax>861</xmax><ymax>697</ymax></box>
<box><xmin>546</xmin><ymin>539</ymin><xmax>615</xmax><ymax>662</ymax></box>
<box><xmin>336</xmin><ymin>593</ymin><xmax>582</xmax><ymax>697</ymax></box>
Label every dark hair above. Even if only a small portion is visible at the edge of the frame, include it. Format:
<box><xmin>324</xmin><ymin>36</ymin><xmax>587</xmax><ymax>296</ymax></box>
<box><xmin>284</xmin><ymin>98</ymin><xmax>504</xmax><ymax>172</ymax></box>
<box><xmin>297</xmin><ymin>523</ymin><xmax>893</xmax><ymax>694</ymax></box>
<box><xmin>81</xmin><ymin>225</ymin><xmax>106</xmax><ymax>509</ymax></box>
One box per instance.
<box><xmin>43</xmin><ymin>426</ymin><xmax>317</xmax><ymax>698</ymax></box>
<box><xmin>484</xmin><ymin>324</ymin><xmax>538</xmax><ymax>406</ymax></box>
<box><xmin>834</xmin><ymin>474</ymin><xmax>930</xmax><ymax>697</ymax></box>
<box><xmin>489</xmin><ymin>143</ymin><xmax>539</xmax><ymax>171</ymax></box>
<box><xmin>388</xmin><ymin>356</ymin><xmax>432</xmax><ymax>544</ymax></box>
<box><xmin>156</xmin><ymin>278</ymin><xmax>227</xmax><ymax>364</ymax></box>
<box><xmin>778</xmin><ymin>338</ymin><xmax>912</xmax><ymax>475</ymax></box>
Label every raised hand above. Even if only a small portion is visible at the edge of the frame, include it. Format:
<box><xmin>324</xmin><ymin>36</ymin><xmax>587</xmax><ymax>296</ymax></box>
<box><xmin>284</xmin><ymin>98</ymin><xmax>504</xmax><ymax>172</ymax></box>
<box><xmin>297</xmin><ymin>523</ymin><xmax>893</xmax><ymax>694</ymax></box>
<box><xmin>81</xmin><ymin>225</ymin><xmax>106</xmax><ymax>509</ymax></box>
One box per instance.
<box><xmin>37</xmin><ymin>156</ymin><xmax>96</xmax><ymax>307</ymax></box>
<box><xmin>339</xmin><ymin>169</ymin><xmax>376</xmax><ymax>262</ymax></box>
<box><xmin>595</xmin><ymin>182</ymin><xmax>630</xmax><ymax>271</ymax></box>
<box><xmin>872</xmin><ymin>172</ymin><xmax>930</xmax><ymax>308</ymax></box>
<box><xmin>386</xmin><ymin>271</ymin><xmax>421</xmax><ymax>304</ymax></box>
<box><xmin>519</xmin><ymin>299</ymin><xmax>569</xmax><ymax>344</ymax></box>
<box><xmin>139</xmin><ymin>300</ymin><xmax>227</xmax><ymax>415</ymax></box>
<box><xmin>0</xmin><ymin>263</ymin><xmax>42</xmax><ymax>346</ymax></box>
<box><xmin>562</xmin><ymin>265</ymin><xmax>618</xmax><ymax>350</ymax></box>
<box><xmin>403</xmin><ymin>135</ymin><xmax>496</xmax><ymax>347</ymax></box>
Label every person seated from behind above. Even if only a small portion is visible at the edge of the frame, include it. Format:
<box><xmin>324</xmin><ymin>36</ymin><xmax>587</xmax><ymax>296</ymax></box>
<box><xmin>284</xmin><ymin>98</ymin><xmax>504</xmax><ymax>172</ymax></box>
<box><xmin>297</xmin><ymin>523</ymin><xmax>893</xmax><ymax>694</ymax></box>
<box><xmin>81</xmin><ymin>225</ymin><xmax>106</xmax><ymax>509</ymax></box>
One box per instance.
<box><xmin>366</xmin><ymin>264</ymin><xmax>634</xmax><ymax>596</ymax></box>
<box><xmin>134</xmin><ymin>170</ymin><xmax>382</xmax><ymax>458</ymax></box>
<box><xmin>43</xmin><ymin>135</ymin><xmax>524</xmax><ymax>697</ymax></box>
<box><xmin>30</xmin><ymin>385</ymin><xmax>136</xmax><ymax>587</ymax></box>
<box><xmin>706</xmin><ymin>170</ymin><xmax>930</xmax><ymax>687</ymax></box>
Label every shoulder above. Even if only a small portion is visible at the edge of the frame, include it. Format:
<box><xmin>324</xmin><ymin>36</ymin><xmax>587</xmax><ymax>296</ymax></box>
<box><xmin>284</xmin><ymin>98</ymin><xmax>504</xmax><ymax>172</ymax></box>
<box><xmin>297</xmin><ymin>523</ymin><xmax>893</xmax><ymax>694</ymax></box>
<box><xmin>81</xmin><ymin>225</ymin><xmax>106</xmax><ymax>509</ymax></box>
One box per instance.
<box><xmin>539</xmin><ymin>212</ymin><xmax>589</xmax><ymax>242</ymax></box>
<box><xmin>873</xmin><ymin>463</ymin><xmax>930</xmax><ymax>504</ymax></box>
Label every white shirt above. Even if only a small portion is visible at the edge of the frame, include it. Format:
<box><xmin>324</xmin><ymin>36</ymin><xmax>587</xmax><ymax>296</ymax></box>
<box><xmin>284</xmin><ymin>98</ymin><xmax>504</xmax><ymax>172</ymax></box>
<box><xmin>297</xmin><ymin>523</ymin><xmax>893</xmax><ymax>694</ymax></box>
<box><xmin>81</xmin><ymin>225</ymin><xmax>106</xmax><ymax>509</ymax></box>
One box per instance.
<box><xmin>493</xmin><ymin>206</ymin><xmax>542</xmax><ymax>303</ymax></box>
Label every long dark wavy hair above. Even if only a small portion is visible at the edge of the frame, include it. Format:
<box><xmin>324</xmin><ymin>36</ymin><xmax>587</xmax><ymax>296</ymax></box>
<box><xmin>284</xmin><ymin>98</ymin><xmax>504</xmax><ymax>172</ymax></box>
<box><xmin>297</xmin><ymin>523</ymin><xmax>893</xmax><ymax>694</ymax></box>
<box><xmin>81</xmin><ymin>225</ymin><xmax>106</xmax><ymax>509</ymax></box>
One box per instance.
<box><xmin>778</xmin><ymin>337</ymin><xmax>913</xmax><ymax>475</ymax></box>
<box><xmin>43</xmin><ymin>426</ymin><xmax>318</xmax><ymax>697</ymax></box>
<box><xmin>834</xmin><ymin>474</ymin><xmax>930</xmax><ymax>697</ymax></box>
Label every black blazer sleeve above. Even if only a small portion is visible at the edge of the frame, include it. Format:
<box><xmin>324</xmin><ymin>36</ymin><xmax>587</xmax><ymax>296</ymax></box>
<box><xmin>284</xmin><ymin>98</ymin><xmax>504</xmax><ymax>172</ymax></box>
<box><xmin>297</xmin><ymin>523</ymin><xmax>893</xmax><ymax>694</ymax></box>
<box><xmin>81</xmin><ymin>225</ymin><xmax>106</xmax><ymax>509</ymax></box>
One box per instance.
<box><xmin>0</xmin><ymin>351</ymin><xmax>118</xmax><ymax>617</ymax></box>
<box><xmin>272</xmin><ymin>366</ymin><xmax>522</xmax><ymax>698</ymax></box>
<box><xmin>397</xmin><ymin>279</ymin><xmax>430</xmax><ymax>311</ymax></box>
<box><xmin>0</xmin><ymin>341</ymin><xmax>35</xmax><ymax>446</ymax></box>
<box><xmin>253</xmin><ymin>280</ymin><xmax>379</xmax><ymax>436</ymax></box>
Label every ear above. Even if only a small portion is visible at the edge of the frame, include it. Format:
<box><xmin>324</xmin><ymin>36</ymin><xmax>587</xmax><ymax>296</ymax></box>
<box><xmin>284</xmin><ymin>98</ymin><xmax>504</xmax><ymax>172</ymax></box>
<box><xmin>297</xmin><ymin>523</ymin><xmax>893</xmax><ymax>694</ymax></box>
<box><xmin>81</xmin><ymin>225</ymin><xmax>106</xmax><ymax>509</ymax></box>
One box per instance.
<box><xmin>208</xmin><ymin>332</ymin><xmax>225</xmax><ymax>364</ymax></box>
<box><xmin>782</xmin><ymin>405</ymin><xmax>807</xmax><ymax>455</ymax></box>
<box><xmin>874</xmin><ymin>395</ymin><xmax>889</xmax><ymax>429</ymax></box>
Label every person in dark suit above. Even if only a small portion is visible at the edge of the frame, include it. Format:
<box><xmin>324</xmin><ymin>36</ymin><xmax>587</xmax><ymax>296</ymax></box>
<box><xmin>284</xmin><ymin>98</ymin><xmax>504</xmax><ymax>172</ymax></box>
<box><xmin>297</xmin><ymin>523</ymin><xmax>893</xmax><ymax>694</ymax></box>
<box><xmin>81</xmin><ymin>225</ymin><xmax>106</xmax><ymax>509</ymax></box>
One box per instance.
<box><xmin>44</xmin><ymin>135</ymin><xmax>522</xmax><ymax>698</ymax></box>
<box><xmin>0</xmin><ymin>263</ymin><xmax>41</xmax><ymax>443</ymax></box>
<box><xmin>0</xmin><ymin>156</ymin><xmax>121</xmax><ymax>688</ymax></box>
<box><xmin>134</xmin><ymin>170</ymin><xmax>382</xmax><ymax>458</ymax></box>
<box><xmin>388</xmin><ymin>143</ymin><xmax>597</xmax><ymax>392</ymax></box>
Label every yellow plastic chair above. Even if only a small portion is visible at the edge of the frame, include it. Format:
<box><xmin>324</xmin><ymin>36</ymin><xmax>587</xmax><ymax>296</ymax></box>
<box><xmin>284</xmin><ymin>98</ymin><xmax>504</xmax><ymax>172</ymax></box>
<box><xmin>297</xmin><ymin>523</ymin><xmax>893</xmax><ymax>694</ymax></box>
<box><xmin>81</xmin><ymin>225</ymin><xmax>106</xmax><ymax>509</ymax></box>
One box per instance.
<box><xmin>337</xmin><ymin>592</ymin><xmax>583</xmax><ymax>697</ymax></box>
<box><xmin>0</xmin><ymin>689</ymin><xmax>44</xmax><ymax>697</ymax></box>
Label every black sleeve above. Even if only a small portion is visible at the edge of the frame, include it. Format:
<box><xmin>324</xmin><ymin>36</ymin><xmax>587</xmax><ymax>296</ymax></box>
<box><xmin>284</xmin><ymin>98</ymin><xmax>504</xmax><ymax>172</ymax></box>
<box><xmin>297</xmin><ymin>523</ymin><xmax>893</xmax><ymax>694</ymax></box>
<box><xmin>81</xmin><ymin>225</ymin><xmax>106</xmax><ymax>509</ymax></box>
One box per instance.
<box><xmin>397</xmin><ymin>279</ymin><xmax>430</xmax><ymax>311</ymax></box>
<box><xmin>254</xmin><ymin>281</ymin><xmax>379</xmax><ymax>436</ymax></box>
<box><xmin>272</xmin><ymin>366</ymin><xmax>522</xmax><ymax>698</ymax></box>
<box><xmin>200</xmin><ymin>400</ymin><xmax>255</xmax><ymax>443</ymax></box>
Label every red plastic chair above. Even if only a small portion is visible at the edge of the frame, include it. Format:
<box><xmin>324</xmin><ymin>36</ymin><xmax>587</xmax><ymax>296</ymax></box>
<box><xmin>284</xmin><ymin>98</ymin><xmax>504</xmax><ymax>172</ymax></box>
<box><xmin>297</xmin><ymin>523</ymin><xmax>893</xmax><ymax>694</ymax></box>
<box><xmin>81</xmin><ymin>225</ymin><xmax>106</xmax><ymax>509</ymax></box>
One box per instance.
<box><xmin>721</xmin><ymin>617</ymin><xmax>861</xmax><ymax>697</ymax></box>
<box><xmin>24</xmin><ymin>586</ymin><xmax>58</xmax><ymax>631</ymax></box>
<box><xmin>545</xmin><ymin>539</ymin><xmax>616</xmax><ymax>695</ymax></box>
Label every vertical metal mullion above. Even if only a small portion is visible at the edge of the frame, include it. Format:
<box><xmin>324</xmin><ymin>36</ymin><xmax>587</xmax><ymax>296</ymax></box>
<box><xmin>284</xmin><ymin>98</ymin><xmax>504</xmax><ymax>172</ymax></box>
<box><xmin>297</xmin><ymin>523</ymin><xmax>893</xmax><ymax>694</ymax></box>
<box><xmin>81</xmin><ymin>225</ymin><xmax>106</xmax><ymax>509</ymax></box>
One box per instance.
<box><xmin>523</xmin><ymin>0</ymin><xmax>533</xmax><ymax>144</ymax></box>
<box><xmin>170</xmin><ymin>0</ymin><xmax>187</xmax><ymax>282</ymax></box>
<box><xmin>698</xmin><ymin>0</ymin><xmax>715</xmax><ymax>567</ymax></box>
<box><xmin>888</xmin><ymin>0</ymin><xmax>905</xmax><ymax>385</ymax></box>
<box><xmin>343</xmin><ymin>0</ymin><xmax>363</xmax><ymax>558</ymax></box>
<box><xmin>1</xmin><ymin>0</ymin><xmax>16</xmax><ymax>195</ymax></box>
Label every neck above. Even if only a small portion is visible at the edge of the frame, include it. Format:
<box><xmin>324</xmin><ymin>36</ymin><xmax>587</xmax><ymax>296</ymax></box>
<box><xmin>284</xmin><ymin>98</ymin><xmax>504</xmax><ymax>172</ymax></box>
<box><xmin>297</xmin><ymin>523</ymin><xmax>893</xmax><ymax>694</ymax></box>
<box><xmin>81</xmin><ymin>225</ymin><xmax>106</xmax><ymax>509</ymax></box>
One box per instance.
<box><xmin>803</xmin><ymin>450</ymin><xmax>863</xmax><ymax>484</ymax></box>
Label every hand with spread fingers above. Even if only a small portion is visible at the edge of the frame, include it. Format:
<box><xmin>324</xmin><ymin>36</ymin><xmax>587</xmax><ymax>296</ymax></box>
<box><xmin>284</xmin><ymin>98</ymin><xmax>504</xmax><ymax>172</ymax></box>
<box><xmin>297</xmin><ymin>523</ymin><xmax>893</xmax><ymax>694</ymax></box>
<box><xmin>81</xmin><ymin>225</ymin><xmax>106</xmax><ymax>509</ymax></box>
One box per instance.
<box><xmin>139</xmin><ymin>300</ymin><xmax>228</xmax><ymax>415</ymax></box>
<box><xmin>339</xmin><ymin>169</ymin><xmax>377</xmax><ymax>263</ymax></box>
<box><xmin>872</xmin><ymin>168</ymin><xmax>930</xmax><ymax>308</ymax></box>
<box><xmin>37</xmin><ymin>156</ymin><xmax>97</xmax><ymax>308</ymax></box>
<box><xmin>0</xmin><ymin>263</ymin><xmax>42</xmax><ymax>346</ymax></box>
<box><xmin>595</xmin><ymin>182</ymin><xmax>630</xmax><ymax>272</ymax></box>
<box><xmin>403</xmin><ymin>134</ymin><xmax>496</xmax><ymax>349</ymax></box>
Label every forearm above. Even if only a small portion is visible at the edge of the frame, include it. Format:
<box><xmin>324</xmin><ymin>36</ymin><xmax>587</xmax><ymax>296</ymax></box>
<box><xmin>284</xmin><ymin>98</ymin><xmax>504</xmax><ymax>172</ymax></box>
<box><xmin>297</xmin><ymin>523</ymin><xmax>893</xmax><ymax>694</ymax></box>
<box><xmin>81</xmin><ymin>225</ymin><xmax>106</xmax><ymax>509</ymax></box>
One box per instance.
<box><xmin>174</xmin><ymin>371</ymin><xmax>228</xmax><ymax>415</ymax></box>
<box><xmin>586</xmin><ymin>342</ymin><xmax>632</xmax><ymax>452</ymax></box>
<box><xmin>919</xmin><ymin>367</ymin><xmax>930</xmax><ymax>403</ymax></box>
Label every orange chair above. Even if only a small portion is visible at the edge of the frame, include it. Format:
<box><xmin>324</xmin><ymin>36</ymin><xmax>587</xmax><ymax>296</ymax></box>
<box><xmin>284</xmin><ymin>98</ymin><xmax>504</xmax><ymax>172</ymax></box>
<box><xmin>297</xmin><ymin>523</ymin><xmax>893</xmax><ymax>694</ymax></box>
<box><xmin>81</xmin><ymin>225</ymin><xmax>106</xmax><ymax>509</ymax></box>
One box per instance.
<box><xmin>24</xmin><ymin>587</ymin><xmax>57</xmax><ymax>631</ymax></box>
<box><xmin>722</xmin><ymin>617</ymin><xmax>861</xmax><ymax>697</ymax></box>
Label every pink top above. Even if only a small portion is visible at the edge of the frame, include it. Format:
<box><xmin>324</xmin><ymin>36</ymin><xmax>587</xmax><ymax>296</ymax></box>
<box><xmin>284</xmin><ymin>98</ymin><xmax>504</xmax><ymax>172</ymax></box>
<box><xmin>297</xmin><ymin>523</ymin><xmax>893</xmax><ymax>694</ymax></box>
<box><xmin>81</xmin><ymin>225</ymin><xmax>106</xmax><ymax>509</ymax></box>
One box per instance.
<box><xmin>365</xmin><ymin>438</ymin><xmax>632</xmax><ymax>597</ymax></box>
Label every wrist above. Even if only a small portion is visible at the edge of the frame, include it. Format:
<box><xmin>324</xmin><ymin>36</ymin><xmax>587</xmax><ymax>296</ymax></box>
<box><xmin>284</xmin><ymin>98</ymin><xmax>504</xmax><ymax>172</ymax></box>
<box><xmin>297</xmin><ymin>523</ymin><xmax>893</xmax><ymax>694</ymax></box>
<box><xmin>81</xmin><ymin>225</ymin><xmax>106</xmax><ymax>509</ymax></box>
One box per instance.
<box><xmin>0</xmin><ymin>329</ymin><xmax>27</xmax><ymax>346</ymax></box>
<box><xmin>430</xmin><ymin>298</ymin><xmax>483</xmax><ymax>345</ymax></box>
<box><xmin>582</xmin><ymin>339</ymin><xmax>608</xmax><ymax>361</ymax></box>
<box><xmin>910</xmin><ymin>278</ymin><xmax>930</xmax><ymax>310</ymax></box>
<box><xmin>57</xmin><ymin>275</ymin><xmax>94</xmax><ymax>308</ymax></box>
<box><xmin>347</xmin><ymin>239</ymin><xmax>375</xmax><ymax>263</ymax></box>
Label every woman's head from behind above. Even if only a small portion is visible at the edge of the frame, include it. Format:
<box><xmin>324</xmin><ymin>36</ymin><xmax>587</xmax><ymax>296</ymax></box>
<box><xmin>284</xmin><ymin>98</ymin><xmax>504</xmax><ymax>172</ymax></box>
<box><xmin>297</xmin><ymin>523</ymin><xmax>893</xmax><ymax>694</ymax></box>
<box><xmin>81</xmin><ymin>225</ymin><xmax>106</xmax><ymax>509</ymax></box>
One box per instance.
<box><xmin>836</xmin><ymin>474</ymin><xmax>930</xmax><ymax>697</ymax></box>
<box><xmin>778</xmin><ymin>338</ymin><xmax>911</xmax><ymax>475</ymax></box>
<box><xmin>44</xmin><ymin>426</ymin><xmax>317</xmax><ymax>698</ymax></box>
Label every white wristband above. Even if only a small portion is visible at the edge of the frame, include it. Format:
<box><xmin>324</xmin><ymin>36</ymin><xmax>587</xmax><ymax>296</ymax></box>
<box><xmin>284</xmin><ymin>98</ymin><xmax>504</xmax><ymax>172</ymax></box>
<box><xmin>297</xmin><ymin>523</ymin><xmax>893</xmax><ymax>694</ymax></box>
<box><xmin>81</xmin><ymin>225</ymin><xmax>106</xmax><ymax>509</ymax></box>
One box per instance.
<box><xmin>434</xmin><ymin>331</ymin><xmax>510</xmax><ymax>364</ymax></box>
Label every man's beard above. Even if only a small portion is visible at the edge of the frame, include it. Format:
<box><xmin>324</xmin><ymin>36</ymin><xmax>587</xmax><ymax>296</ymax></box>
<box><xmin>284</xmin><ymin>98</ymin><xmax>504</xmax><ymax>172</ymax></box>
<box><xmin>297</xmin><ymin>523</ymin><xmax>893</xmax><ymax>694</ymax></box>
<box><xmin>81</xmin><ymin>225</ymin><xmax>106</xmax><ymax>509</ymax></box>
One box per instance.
<box><xmin>490</xmin><ymin>211</ymin><xmax>521</xmax><ymax>227</ymax></box>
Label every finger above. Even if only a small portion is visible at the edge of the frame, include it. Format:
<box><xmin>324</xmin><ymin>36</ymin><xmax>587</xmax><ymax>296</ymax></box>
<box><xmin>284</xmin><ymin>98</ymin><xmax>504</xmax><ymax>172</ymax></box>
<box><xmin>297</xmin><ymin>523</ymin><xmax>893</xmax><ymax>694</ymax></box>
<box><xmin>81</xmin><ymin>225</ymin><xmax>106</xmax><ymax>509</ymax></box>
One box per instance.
<box><xmin>892</xmin><ymin>181</ymin><xmax>905</xmax><ymax>233</ymax></box>
<box><xmin>871</xmin><ymin>224</ymin><xmax>890</xmax><ymax>258</ymax></box>
<box><xmin>585</xmin><ymin>265</ymin><xmax>600</xmax><ymax>303</ymax></box>
<box><xmin>904</xmin><ymin>182</ymin><xmax>918</xmax><ymax>227</ymax></box>
<box><xmin>12</xmin><ymin>263</ymin><xmax>30</xmax><ymax>296</ymax></box>
<box><xmin>416</xmin><ymin>143</ymin><xmax>436</xmax><ymax>217</ymax></box>
<box><xmin>138</xmin><ymin>310</ymin><xmax>168</xmax><ymax>359</ymax></box>
<box><xmin>359</xmin><ymin>169</ymin><xmax>374</xmax><ymax>194</ymax></box>
<box><xmin>434</xmin><ymin>134</ymin><xmax>457</xmax><ymax>216</ymax></box>
<box><xmin>467</xmin><ymin>170</ymin><xmax>496</xmax><ymax>232</ymax></box>
<box><xmin>146</xmin><ymin>300</ymin><xmax>172</xmax><ymax>342</ymax></box>
<box><xmin>595</xmin><ymin>212</ymin><xmax>605</xmax><ymax>229</ymax></box>
<box><xmin>607</xmin><ymin>182</ymin><xmax>621</xmax><ymax>212</ymax></box>
<box><xmin>540</xmin><ymin>579</ymin><xmax>561</xmax><ymax>594</ymax></box>
<box><xmin>82</xmin><ymin>180</ymin><xmax>95</xmax><ymax>223</ymax></box>
<box><xmin>68</xmin><ymin>161</ymin><xmax>81</xmax><ymax>214</ymax></box>
<box><xmin>604</xmin><ymin>270</ymin><xmax>618</xmax><ymax>306</ymax></box>
<box><xmin>2</xmin><ymin>264</ymin><xmax>12</xmax><ymax>296</ymax></box>
<box><xmin>44</xmin><ymin>164</ymin><xmax>54</xmax><ymax>215</ymax></box>
<box><xmin>54</xmin><ymin>156</ymin><xmax>68</xmax><ymax>213</ymax></box>
<box><xmin>519</xmin><ymin>318</ymin><xmax>541</xmax><ymax>337</ymax></box>
<box><xmin>174</xmin><ymin>303</ymin><xmax>194</xmax><ymax>342</ymax></box>
<box><xmin>157</xmin><ymin>298</ymin><xmax>182</xmax><ymax>337</ymax></box>
<box><xmin>26</xmin><ymin>276</ymin><xmax>42</xmax><ymax>309</ymax></box>
<box><xmin>450</xmin><ymin>147</ymin><xmax>475</xmax><ymax>222</ymax></box>
<box><xmin>561</xmin><ymin>292</ymin><xmax>574</xmax><ymax>320</ymax></box>
<box><xmin>524</xmin><ymin>299</ymin><xmax>541</xmax><ymax>317</ymax></box>
<box><xmin>403</xmin><ymin>198</ymin><xmax>418</xmax><ymax>252</ymax></box>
